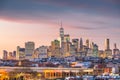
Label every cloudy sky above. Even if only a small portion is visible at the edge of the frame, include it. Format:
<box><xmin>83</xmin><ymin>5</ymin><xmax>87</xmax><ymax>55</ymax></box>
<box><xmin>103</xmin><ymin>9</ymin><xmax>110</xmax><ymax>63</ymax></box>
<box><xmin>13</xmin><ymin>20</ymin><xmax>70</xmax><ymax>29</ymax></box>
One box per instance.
<box><xmin>0</xmin><ymin>0</ymin><xmax>120</xmax><ymax>58</ymax></box>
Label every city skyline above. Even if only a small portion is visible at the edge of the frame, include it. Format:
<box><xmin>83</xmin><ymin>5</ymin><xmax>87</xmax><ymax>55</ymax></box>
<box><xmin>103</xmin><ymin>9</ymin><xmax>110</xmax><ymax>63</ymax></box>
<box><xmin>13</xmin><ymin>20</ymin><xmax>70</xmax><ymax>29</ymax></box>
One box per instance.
<box><xmin>0</xmin><ymin>0</ymin><xmax>120</xmax><ymax>58</ymax></box>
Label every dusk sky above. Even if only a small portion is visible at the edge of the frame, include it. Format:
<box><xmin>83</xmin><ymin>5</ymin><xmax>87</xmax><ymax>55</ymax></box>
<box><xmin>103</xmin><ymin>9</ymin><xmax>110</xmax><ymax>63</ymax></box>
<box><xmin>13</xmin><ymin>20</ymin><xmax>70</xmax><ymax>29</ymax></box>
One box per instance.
<box><xmin>0</xmin><ymin>0</ymin><xmax>120</xmax><ymax>58</ymax></box>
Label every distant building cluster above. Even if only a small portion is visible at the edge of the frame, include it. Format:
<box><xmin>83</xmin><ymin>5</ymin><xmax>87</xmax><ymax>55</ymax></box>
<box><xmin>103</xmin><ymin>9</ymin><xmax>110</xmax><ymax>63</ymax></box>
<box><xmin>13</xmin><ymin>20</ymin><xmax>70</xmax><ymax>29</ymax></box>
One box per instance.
<box><xmin>3</xmin><ymin>26</ymin><xmax>120</xmax><ymax>60</ymax></box>
<box><xmin>3</xmin><ymin>50</ymin><xmax>16</xmax><ymax>60</ymax></box>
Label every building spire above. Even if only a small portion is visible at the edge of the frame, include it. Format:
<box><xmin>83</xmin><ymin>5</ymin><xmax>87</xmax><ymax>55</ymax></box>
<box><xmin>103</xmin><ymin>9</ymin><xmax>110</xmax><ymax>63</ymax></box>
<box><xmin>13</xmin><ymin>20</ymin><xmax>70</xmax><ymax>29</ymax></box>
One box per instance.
<box><xmin>60</xmin><ymin>21</ymin><xmax>63</xmax><ymax>28</ymax></box>
<box><xmin>80</xmin><ymin>38</ymin><xmax>83</xmax><ymax>51</ymax></box>
<box><xmin>114</xmin><ymin>43</ymin><xmax>117</xmax><ymax>49</ymax></box>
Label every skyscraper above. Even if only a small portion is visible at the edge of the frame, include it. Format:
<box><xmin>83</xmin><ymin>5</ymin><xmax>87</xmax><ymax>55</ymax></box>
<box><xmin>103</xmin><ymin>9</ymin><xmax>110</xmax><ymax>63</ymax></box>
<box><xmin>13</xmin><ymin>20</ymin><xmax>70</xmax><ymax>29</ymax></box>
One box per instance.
<box><xmin>64</xmin><ymin>42</ymin><xmax>71</xmax><ymax>56</ymax></box>
<box><xmin>90</xmin><ymin>42</ymin><xmax>94</xmax><ymax>49</ymax></box>
<box><xmin>25</xmin><ymin>41</ymin><xmax>35</xmax><ymax>60</ymax></box>
<box><xmin>60</xmin><ymin>23</ymin><xmax>64</xmax><ymax>47</ymax></box>
<box><xmin>105</xmin><ymin>38</ymin><xmax>110</xmax><ymax>50</ymax></box>
<box><xmin>114</xmin><ymin>43</ymin><xmax>117</xmax><ymax>49</ymax></box>
<box><xmin>80</xmin><ymin>38</ymin><xmax>83</xmax><ymax>51</ymax></box>
<box><xmin>13</xmin><ymin>51</ymin><xmax>16</xmax><ymax>58</ymax></box>
<box><xmin>113</xmin><ymin>43</ymin><xmax>119</xmax><ymax>56</ymax></box>
<box><xmin>17</xmin><ymin>46</ymin><xmax>25</xmax><ymax>60</ymax></box>
<box><xmin>64</xmin><ymin>34</ymin><xmax>70</xmax><ymax>42</ymax></box>
<box><xmin>93</xmin><ymin>44</ymin><xmax>99</xmax><ymax>57</ymax></box>
<box><xmin>60</xmin><ymin>23</ymin><xmax>64</xmax><ymax>56</ymax></box>
<box><xmin>72</xmin><ymin>39</ymin><xmax>79</xmax><ymax>52</ymax></box>
<box><xmin>104</xmin><ymin>39</ymin><xmax>112</xmax><ymax>58</ymax></box>
<box><xmin>38</xmin><ymin>46</ymin><xmax>48</xmax><ymax>58</ymax></box>
<box><xmin>9</xmin><ymin>52</ymin><xmax>13</xmax><ymax>60</ymax></box>
<box><xmin>3</xmin><ymin>50</ymin><xmax>8</xmax><ymax>60</ymax></box>
<box><xmin>51</xmin><ymin>40</ymin><xmax>60</xmax><ymax>57</ymax></box>
<box><xmin>51</xmin><ymin>40</ymin><xmax>60</xmax><ymax>50</ymax></box>
<box><xmin>86</xmin><ymin>39</ymin><xmax>89</xmax><ymax>48</ymax></box>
